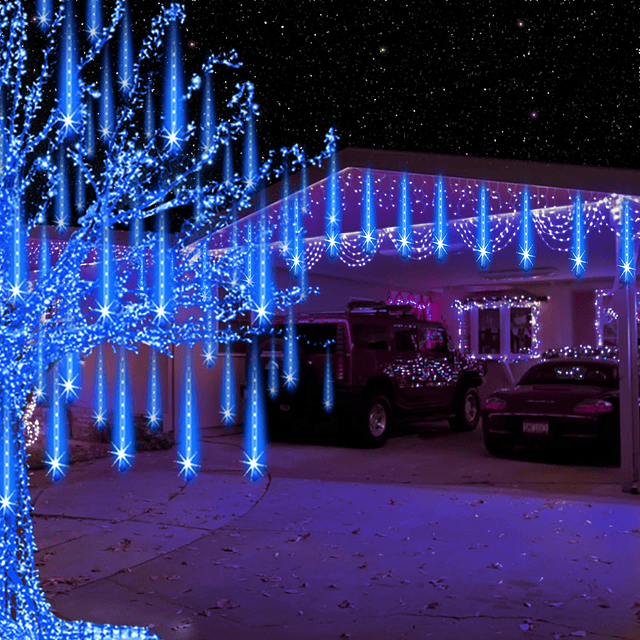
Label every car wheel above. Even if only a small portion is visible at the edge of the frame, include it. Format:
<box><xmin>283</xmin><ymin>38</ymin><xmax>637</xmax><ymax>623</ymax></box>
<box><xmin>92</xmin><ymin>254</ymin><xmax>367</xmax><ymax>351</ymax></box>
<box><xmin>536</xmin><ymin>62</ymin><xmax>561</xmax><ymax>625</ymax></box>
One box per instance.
<box><xmin>359</xmin><ymin>394</ymin><xmax>391</xmax><ymax>448</ymax></box>
<box><xmin>484</xmin><ymin>437</ymin><xmax>513</xmax><ymax>457</ymax></box>
<box><xmin>449</xmin><ymin>388</ymin><xmax>480</xmax><ymax>432</ymax></box>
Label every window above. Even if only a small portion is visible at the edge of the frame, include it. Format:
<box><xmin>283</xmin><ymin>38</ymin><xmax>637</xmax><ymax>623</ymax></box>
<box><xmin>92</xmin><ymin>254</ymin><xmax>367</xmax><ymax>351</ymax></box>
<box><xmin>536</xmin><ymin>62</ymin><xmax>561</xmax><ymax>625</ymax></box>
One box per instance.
<box><xmin>455</xmin><ymin>292</ymin><xmax>546</xmax><ymax>360</ymax></box>
<box><xmin>478</xmin><ymin>308</ymin><xmax>500</xmax><ymax>355</ymax></box>
<box><xmin>510</xmin><ymin>308</ymin><xmax>532</xmax><ymax>354</ymax></box>
<box><xmin>353</xmin><ymin>324</ymin><xmax>388</xmax><ymax>350</ymax></box>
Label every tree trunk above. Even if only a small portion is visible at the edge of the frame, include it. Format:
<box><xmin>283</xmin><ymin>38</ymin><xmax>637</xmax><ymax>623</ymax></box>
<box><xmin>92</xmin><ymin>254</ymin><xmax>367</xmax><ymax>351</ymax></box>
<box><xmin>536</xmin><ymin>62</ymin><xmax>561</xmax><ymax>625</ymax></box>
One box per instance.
<box><xmin>1</xmin><ymin>397</ymin><xmax>161</xmax><ymax>639</ymax></box>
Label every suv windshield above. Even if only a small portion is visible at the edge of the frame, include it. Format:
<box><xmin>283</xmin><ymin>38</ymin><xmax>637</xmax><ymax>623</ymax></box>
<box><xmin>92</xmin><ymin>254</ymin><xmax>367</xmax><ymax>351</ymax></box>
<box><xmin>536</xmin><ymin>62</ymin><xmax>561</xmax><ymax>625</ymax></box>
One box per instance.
<box><xmin>519</xmin><ymin>361</ymin><xmax>618</xmax><ymax>387</ymax></box>
<box><xmin>394</xmin><ymin>325</ymin><xmax>447</xmax><ymax>354</ymax></box>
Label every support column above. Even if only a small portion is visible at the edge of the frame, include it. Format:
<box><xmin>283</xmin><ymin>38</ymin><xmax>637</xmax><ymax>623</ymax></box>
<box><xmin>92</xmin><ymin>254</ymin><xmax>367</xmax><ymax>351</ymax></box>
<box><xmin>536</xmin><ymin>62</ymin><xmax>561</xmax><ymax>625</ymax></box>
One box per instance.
<box><xmin>615</xmin><ymin>281</ymin><xmax>640</xmax><ymax>493</ymax></box>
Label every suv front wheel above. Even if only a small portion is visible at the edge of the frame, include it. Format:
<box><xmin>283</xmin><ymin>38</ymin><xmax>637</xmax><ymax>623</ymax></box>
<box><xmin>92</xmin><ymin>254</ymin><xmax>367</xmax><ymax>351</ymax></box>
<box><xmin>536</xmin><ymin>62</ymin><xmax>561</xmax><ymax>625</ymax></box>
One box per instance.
<box><xmin>449</xmin><ymin>387</ymin><xmax>480</xmax><ymax>432</ymax></box>
<box><xmin>359</xmin><ymin>394</ymin><xmax>391</xmax><ymax>448</ymax></box>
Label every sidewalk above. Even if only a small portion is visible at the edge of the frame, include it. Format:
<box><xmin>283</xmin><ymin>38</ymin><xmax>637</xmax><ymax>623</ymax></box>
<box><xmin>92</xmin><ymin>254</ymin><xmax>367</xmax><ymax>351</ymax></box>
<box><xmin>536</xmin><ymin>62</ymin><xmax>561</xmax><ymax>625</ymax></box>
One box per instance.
<box><xmin>30</xmin><ymin>431</ymin><xmax>640</xmax><ymax>640</ymax></box>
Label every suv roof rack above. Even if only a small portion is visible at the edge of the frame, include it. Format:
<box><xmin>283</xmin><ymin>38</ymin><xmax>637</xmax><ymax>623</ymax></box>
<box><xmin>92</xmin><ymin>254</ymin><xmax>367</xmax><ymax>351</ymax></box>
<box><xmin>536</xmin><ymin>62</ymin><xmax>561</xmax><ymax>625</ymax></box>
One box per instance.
<box><xmin>347</xmin><ymin>300</ymin><xmax>414</xmax><ymax>316</ymax></box>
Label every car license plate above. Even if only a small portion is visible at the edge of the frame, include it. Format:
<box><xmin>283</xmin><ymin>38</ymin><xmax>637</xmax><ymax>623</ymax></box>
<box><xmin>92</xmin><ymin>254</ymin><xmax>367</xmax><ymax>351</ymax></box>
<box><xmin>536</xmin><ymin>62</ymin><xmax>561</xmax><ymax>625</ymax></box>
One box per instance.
<box><xmin>523</xmin><ymin>420</ymin><xmax>548</xmax><ymax>434</ymax></box>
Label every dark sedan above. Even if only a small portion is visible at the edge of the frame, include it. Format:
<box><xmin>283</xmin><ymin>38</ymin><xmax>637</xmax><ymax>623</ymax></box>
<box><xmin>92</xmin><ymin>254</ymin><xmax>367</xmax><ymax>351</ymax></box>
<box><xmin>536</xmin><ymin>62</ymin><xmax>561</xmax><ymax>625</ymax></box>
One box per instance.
<box><xmin>482</xmin><ymin>358</ymin><xmax>622</xmax><ymax>462</ymax></box>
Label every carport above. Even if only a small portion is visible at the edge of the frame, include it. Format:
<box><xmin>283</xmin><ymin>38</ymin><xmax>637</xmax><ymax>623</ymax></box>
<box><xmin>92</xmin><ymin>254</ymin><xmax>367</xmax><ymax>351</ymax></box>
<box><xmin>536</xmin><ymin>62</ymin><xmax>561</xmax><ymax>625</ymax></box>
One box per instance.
<box><xmin>222</xmin><ymin>147</ymin><xmax>640</xmax><ymax>493</ymax></box>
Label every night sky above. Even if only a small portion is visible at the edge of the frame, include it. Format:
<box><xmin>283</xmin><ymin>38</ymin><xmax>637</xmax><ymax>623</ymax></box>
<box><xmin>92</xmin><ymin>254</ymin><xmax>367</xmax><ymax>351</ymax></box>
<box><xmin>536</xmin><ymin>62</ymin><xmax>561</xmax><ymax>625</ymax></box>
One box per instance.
<box><xmin>173</xmin><ymin>1</ymin><xmax>638</xmax><ymax>169</ymax></box>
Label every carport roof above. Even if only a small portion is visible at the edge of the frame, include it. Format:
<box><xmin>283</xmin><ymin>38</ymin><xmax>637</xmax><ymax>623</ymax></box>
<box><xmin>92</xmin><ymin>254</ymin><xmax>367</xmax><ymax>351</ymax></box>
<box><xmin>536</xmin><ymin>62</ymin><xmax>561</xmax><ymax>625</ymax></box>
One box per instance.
<box><xmin>256</xmin><ymin>147</ymin><xmax>640</xmax><ymax>207</ymax></box>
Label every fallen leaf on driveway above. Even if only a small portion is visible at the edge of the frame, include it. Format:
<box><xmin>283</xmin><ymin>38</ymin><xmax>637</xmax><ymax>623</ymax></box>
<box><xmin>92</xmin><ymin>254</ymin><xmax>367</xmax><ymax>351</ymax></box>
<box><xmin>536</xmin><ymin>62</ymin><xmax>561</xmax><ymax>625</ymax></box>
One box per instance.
<box><xmin>171</xmin><ymin>619</ymin><xmax>192</xmax><ymax>630</ymax></box>
<box><xmin>570</xmin><ymin>632</ymin><xmax>587</xmax><ymax>638</ymax></box>
<box><xmin>221</xmin><ymin>547</ymin><xmax>238</xmax><ymax>553</ymax></box>
<box><xmin>295</xmin><ymin>532</ymin><xmax>311</xmax><ymax>542</ymax></box>
<box><xmin>423</xmin><ymin>602</ymin><xmax>439</xmax><ymax>610</ymax></box>
<box><xmin>351</xmin><ymin>528</ymin><xmax>361</xmax><ymax>535</ymax></box>
<box><xmin>213</xmin><ymin>598</ymin><xmax>240</xmax><ymax>609</ymax></box>
<box><xmin>488</xmin><ymin>562</ymin><xmax>503</xmax><ymax>569</ymax></box>
<box><xmin>545</xmin><ymin>601</ymin><xmax>563</xmax><ymax>607</ymax></box>
<box><xmin>338</xmin><ymin>600</ymin><xmax>355</xmax><ymax>609</ymax></box>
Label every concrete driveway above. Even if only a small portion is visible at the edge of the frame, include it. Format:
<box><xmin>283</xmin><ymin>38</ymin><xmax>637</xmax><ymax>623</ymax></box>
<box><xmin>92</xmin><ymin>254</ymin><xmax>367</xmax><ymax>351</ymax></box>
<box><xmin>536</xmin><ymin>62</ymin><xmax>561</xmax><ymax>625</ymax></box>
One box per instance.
<box><xmin>29</xmin><ymin>422</ymin><xmax>638</xmax><ymax>640</ymax></box>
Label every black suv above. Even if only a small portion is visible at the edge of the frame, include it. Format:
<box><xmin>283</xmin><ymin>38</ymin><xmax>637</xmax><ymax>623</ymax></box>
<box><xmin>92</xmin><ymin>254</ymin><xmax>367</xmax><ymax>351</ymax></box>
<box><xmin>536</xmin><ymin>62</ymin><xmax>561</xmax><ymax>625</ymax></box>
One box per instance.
<box><xmin>262</xmin><ymin>301</ymin><xmax>484</xmax><ymax>447</ymax></box>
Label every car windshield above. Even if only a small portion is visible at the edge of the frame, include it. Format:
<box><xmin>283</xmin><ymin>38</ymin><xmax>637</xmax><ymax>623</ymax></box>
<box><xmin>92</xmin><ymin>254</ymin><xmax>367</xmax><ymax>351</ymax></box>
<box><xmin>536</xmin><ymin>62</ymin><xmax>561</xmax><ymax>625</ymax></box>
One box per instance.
<box><xmin>518</xmin><ymin>361</ymin><xmax>618</xmax><ymax>387</ymax></box>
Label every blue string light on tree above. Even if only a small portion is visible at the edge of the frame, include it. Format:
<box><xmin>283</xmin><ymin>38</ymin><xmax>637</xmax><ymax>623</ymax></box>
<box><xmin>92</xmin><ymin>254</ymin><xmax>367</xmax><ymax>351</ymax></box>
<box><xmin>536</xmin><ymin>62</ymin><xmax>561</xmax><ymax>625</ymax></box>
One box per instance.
<box><xmin>0</xmin><ymin>0</ymin><xmax>335</xmax><ymax>634</ymax></box>
<box><xmin>220</xmin><ymin>341</ymin><xmax>237</xmax><ymax>425</ymax></box>
<box><xmin>267</xmin><ymin>332</ymin><xmax>279</xmax><ymax>398</ymax></box>
<box><xmin>255</xmin><ymin>208</ymin><xmax>274</xmax><ymax>327</ymax></box>
<box><xmin>112</xmin><ymin>346</ymin><xmax>134</xmax><ymax>471</ymax></box>
<box><xmin>84</xmin><ymin>96</ymin><xmax>96</xmax><ymax>158</ymax></box>
<box><xmin>432</xmin><ymin>175</ymin><xmax>448</xmax><ymax>261</ymax></box>
<box><xmin>99</xmin><ymin>44</ymin><xmax>114</xmax><ymax>140</ymax></box>
<box><xmin>1</xmin><ymin>401</ymin><xmax>16</xmax><ymax>514</ymax></box>
<box><xmin>177</xmin><ymin>346</ymin><xmax>200</xmax><ymax>480</ymax></box>
<box><xmin>571</xmin><ymin>192</ymin><xmax>587</xmax><ymax>278</ymax></box>
<box><xmin>46</xmin><ymin>362</ymin><xmax>69</xmax><ymax>481</ymax></box>
<box><xmin>55</xmin><ymin>146</ymin><xmax>70</xmax><ymax>232</ymax></box>
<box><xmin>283</xmin><ymin>306</ymin><xmax>299</xmax><ymax>390</ymax></box>
<box><xmin>58</xmin><ymin>0</ymin><xmax>79</xmax><ymax>136</ymax></box>
<box><xmin>93</xmin><ymin>344</ymin><xmax>108</xmax><ymax>428</ymax></box>
<box><xmin>162</xmin><ymin>14</ymin><xmax>185</xmax><ymax>152</ymax></box>
<box><xmin>280</xmin><ymin>163</ymin><xmax>291</xmax><ymax>256</ymax></box>
<box><xmin>118</xmin><ymin>0</ymin><xmax>133</xmax><ymax>95</ymax></box>
<box><xmin>619</xmin><ymin>198</ymin><xmax>635</xmax><ymax>285</ymax></box>
<box><xmin>86</xmin><ymin>0</ymin><xmax>102</xmax><ymax>41</ymax></box>
<box><xmin>61</xmin><ymin>347</ymin><xmax>80</xmax><ymax>403</ymax></box>
<box><xmin>325</xmin><ymin>150</ymin><xmax>341</xmax><ymax>258</ymax></box>
<box><xmin>518</xmin><ymin>186</ymin><xmax>534</xmax><ymax>271</ymax></box>
<box><xmin>154</xmin><ymin>211</ymin><xmax>173</xmax><ymax>324</ymax></box>
<box><xmin>475</xmin><ymin>183</ymin><xmax>492</xmax><ymax>268</ymax></box>
<box><xmin>147</xmin><ymin>348</ymin><xmax>162</xmax><ymax>429</ymax></box>
<box><xmin>243</xmin><ymin>336</ymin><xmax>267</xmax><ymax>480</ymax></box>
<box><xmin>36</xmin><ymin>0</ymin><xmax>52</xmax><ymax>29</ymax></box>
<box><xmin>244</xmin><ymin>220</ymin><xmax>255</xmax><ymax>301</ymax></box>
<box><xmin>8</xmin><ymin>198</ymin><xmax>25</xmax><ymax>304</ymax></box>
<box><xmin>201</xmin><ymin>242</ymin><xmax>218</xmax><ymax>367</ymax></box>
<box><xmin>361</xmin><ymin>169</ymin><xmax>377</xmax><ymax>254</ymax></box>
<box><xmin>323</xmin><ymin>344</ymin><xmax>334</xmax><ymax>413</ymax></box>
<box><xmin>397</xmin><ymin>172</ymin><xmax>413</xmax><ymax>258</ymax></box>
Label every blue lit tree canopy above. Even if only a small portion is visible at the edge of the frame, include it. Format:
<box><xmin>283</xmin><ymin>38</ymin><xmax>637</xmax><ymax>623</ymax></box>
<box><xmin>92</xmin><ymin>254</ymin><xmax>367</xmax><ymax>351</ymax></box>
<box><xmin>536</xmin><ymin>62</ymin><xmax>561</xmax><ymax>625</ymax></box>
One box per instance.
<box><xmin>0</xmin><ymin>0</ymin><xmax>333</xmax><ymax>637</ymax></box>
